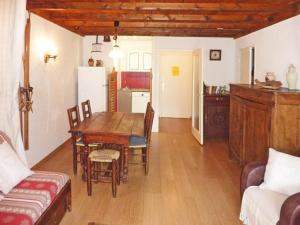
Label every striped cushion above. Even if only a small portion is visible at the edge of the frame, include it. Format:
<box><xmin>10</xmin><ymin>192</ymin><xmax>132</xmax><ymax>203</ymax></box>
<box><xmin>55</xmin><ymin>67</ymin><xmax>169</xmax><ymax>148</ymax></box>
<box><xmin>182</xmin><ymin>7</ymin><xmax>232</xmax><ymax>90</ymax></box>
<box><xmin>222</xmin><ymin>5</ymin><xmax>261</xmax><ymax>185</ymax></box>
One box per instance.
<box><xmin>129</xmin><ymin>135</ymin><xmax>147</xmax><ymax>148</ymax></box>
<box><xmin>0</xmin><ymin>171</ymin><xmax>69</xmax><ymax>225</ymax></box>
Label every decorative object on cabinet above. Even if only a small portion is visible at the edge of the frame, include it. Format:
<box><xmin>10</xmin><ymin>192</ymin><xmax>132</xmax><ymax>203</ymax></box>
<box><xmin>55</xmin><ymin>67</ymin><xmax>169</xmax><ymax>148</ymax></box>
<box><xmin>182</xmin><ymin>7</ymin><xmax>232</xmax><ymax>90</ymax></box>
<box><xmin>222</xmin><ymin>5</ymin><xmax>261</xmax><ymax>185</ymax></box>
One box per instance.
<box><xmin>286</xmin><ymin>64</ymin><xmax>298</xmax><ymax>90</ymax></box>
<box><xmin>209</xmin><ymin>49</ymin><xmax>221</xmax><ymax>61</ymax></box>
<box><xmin>265</xmin><ymin>72</ymin><xmax>275</xmax><ymax>81</ymax></box>
<box><xmin>95</xmin><ymin>59</ymin><xmax>103</xmax><ymax>67</ymax></box>
<box><xmin>255</xmin><ymin>79</ymin><xmax>282</xmax><ymax>89</ymax></box>
<box><xmin>229</xmin><ymin>84</ymin><xmax>300</xmax><ymax>166</ymax></box>
<box><xmin>91</xmin><ymin>35</ymin><xmax>102</xmax><ymax>53</ymax></box>
<box><xmin>108</xmin><ymin>68</ymin><xmax>117</xmax><ymax>112</ymax></box>
<box><xmin>88</xmin><ymin>57</ymin><xmax>94</xmax><ymax>67</ymax></box>
<box><xmin>204</xmin><ymin>94</ymin><xmax>229</xmax><ymax>139</ymax></box>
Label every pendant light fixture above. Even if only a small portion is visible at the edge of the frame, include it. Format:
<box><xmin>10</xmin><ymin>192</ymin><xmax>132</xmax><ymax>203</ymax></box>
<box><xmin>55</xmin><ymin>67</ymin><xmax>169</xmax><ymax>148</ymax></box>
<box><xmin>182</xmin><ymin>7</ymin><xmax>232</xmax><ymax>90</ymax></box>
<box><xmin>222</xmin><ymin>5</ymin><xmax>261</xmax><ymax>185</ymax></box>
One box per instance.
<box><xmin>109</xmin><ymin>21</ymin><xmax>123</xmax><ymax>59</ymax></box>
<box><xmin>91</xmin><ymin>35</ymin><xmax>102</xmax><ymax>53</ymax></box>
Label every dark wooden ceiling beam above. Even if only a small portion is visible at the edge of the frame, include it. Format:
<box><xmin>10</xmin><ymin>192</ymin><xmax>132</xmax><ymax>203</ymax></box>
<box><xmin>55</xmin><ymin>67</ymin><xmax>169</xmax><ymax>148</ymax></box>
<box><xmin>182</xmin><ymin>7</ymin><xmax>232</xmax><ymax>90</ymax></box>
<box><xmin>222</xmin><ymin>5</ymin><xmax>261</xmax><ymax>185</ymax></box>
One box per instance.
<box><xmin>27</xmin><ymin>2</ymin><xmax>291</xmax><ymax>11</ymax></box>
<box><xmin>31</xmin><ymin>10</ymin><xmax>271</xmax><ymax>23</ymax></box>
<box><xmin>68</xmin><ymin>27</ymin><xmax>241</xmax><ymax>37</ymax></box>
<box><xmin>27</xmin><ymin>0</ymin><xmax>300</xmax><ymax>38</ymax></box>
<box><xmin>31</xmin><ymin>8</ymin><xmax>277</xmax><ymax>16</ymax></box>
<box><xmin>49</xmin><ymin>20</ymin><xmax>256</xmax><ymax>30</ymax></box>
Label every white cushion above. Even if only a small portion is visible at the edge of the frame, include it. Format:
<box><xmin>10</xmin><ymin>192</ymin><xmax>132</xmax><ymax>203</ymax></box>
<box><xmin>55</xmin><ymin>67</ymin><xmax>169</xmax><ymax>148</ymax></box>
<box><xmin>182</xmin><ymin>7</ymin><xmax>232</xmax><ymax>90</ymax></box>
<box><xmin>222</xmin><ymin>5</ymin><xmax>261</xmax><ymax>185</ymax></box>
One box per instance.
<box><xmin>260</xmin><ymin>148</ymin><xmax>300</xmax><ymax>195</ymax></box>
<box><xmin>240</xmin><ymin>186</ymin><xmax>288</xmax><ymax>225</ymax></box>
<box><xmin>0</xmin><ymin>141</ymin><xmax>32</xmax><ymax>194</ymax></box>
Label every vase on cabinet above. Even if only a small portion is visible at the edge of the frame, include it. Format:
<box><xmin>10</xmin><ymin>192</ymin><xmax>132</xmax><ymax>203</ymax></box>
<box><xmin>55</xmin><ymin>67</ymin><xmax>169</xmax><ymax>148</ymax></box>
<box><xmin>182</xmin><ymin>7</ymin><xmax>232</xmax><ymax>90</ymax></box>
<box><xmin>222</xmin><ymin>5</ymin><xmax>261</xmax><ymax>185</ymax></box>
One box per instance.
<box><xmin>88</xmin><ymin>57</ymin><xmax>94</xmax><ymax>67</ymax></box>
<box><xmin>286</xmin><ymin>64</ymin><xmax>298</xmax><ymax>90</ymax></box>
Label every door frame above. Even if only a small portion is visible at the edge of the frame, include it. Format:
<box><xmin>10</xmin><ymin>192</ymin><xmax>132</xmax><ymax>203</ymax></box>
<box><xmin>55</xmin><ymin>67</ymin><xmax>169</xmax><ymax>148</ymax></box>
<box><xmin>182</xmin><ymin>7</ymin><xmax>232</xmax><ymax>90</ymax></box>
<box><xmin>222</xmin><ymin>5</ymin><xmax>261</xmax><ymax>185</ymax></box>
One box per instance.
<box><xmin>191</xmin><ymin>49</ymin><xmax>204</xmax><ymax>145</ymax></box>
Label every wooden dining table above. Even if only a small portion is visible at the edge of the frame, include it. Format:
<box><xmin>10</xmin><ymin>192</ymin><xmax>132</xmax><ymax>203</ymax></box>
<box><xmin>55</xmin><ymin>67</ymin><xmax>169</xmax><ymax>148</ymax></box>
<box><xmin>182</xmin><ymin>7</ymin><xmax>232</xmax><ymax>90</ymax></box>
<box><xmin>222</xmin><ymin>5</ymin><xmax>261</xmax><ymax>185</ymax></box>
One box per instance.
<box><xmin>69</xmin><ymin>111</ymin><xmax>144</xmax><ymax>180</ymax></box>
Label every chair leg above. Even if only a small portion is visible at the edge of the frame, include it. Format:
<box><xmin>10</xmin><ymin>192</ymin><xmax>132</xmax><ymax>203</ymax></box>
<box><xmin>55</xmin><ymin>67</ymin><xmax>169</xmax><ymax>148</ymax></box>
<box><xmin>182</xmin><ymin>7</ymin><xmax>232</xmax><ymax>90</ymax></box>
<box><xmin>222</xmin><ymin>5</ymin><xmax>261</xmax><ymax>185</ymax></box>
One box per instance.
<box><xmin>112</xmin><ymin>159</ymin><xmax>117</xmax><ymax>198</ymax></box>
<box><xmin>87</xmin><ymin>158</ymin><xmax>92</xmax><ymax>196</ymax></box>
<box><xmin>73</xmin><ymin>145</ymin><xmax>78</xmax><ymax>175</ymax></box>
<box><xmin>117</xmin><ymin>158</ymin><xmax>120</xmax><ymax>185</ymax></box>
<box><xmin>144</xmin><ymin>147</ymin><xmax>149</xmax><ymax>175</ymax></box>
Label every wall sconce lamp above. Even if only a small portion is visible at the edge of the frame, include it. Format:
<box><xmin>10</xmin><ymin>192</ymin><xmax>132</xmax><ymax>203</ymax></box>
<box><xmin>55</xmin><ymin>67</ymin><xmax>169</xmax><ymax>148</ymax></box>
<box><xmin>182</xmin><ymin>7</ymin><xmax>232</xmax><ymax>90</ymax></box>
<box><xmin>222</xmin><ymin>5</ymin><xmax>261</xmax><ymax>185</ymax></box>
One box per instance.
<box><xmin>44</xmin><ymin>53</ymin><xmax>57</xmax><ymax>63</ymax></box>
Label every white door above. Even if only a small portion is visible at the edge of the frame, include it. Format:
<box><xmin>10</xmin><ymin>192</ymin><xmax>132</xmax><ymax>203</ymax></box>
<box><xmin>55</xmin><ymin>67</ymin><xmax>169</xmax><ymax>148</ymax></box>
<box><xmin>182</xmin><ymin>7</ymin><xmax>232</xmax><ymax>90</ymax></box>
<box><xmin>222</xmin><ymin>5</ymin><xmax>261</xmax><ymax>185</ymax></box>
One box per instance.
<box><xmin>159</xmin><ymin>51</ymin><xmax>193</xmax><ymax>118</ymax></box>
<box><xmin>191</xmin><ymin>49</ymin><xmax>204</xmax><ymax>145</ymax></box>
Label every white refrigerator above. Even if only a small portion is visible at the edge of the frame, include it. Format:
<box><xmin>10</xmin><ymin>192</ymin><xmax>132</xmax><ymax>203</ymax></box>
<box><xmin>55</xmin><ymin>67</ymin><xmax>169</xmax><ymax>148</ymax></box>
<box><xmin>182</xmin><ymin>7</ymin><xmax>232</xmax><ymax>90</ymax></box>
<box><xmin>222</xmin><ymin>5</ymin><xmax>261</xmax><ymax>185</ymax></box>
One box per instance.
<box><xmin>77</xmin><ymin>67</ymin><xmax>107</xmax><ymax>114</ymax></box>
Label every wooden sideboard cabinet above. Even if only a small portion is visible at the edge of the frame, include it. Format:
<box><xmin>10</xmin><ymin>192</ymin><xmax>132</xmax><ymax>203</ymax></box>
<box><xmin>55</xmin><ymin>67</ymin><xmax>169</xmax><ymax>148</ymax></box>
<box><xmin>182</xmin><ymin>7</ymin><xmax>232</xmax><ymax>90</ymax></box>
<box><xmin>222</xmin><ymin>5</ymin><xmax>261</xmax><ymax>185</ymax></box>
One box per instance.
<box><xmin>229</xmin><ymin>84</ymin><xmax>300</xmax><ymax>165</ymax></box>
<box><xmin>204</xmin><ymin>94</ymin><xmax>230</xmax><ymax>139</ymax></box>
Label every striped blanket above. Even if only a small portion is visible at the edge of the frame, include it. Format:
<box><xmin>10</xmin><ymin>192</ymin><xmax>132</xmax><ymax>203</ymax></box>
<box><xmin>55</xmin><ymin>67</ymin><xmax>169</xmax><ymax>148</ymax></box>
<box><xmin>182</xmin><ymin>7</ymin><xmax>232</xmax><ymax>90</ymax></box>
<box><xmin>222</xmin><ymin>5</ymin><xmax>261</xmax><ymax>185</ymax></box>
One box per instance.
<box><xmin>0</xmin><ymin>171</ymin><xmax>69</xmax><ymax>225</ymax></box>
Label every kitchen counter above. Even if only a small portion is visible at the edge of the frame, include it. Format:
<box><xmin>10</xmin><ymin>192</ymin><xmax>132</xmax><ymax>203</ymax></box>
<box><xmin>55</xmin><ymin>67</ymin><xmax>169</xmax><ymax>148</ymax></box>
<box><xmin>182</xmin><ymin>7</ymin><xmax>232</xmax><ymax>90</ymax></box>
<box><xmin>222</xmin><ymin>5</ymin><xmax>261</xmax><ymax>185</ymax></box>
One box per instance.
<box><xmin>119</xmin><ymin>88</ymin><xmax>150</xmax><ymax>92</ymax></box>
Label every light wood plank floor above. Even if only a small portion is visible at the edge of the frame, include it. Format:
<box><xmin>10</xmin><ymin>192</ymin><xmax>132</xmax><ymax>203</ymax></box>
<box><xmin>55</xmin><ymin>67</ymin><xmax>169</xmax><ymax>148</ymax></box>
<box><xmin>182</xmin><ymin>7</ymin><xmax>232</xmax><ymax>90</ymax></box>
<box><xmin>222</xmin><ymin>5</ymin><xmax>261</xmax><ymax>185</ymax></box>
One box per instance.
<box><xmin>35</xmin><ymin>118</ymin><xmax>242</xmax><ymax>225</ymax></box>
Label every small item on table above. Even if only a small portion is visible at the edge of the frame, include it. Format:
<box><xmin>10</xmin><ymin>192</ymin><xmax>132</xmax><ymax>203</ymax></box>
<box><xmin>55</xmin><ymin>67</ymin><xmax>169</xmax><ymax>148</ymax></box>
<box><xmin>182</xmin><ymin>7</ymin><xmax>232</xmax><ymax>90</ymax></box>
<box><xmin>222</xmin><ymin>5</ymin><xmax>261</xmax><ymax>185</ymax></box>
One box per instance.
<box><xmin>255</xmin><ymin>79</ymin><xmax>282</xmax><ymax>90</ymax></box>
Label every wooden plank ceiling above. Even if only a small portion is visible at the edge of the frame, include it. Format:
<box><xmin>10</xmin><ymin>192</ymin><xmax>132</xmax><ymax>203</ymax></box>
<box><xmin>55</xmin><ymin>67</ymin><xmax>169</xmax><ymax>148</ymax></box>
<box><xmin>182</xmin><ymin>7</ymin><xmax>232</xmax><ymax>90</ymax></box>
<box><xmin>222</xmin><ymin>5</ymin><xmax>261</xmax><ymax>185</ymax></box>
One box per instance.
<box><xmin>27</xmin><ymin>0</ymin><xmax>300</xmax><ymax>38</ymax></box>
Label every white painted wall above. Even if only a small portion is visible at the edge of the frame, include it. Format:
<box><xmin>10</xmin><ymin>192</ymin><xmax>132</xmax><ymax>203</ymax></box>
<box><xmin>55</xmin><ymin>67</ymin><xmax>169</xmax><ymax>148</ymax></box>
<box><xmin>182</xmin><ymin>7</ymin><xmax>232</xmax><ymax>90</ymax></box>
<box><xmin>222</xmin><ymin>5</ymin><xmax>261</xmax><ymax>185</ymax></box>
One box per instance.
<box><xmin>152</xmin><ymin>37</ymin><xmax>236</xmax><ymax>131</ymax></box>
<box><xmin>81</xmin><ymin>35</ymin><xmax>114</xmax><ymax>74</ymax></box>
<box><xmin>26</xmin><ymin>14</ymin><xmax>81</xmax><ymax>167</ymax></box>
<box><xmin>235</xmin><ymin>15</ymin><xmax>300</xmax><ymax>88</ymax></box>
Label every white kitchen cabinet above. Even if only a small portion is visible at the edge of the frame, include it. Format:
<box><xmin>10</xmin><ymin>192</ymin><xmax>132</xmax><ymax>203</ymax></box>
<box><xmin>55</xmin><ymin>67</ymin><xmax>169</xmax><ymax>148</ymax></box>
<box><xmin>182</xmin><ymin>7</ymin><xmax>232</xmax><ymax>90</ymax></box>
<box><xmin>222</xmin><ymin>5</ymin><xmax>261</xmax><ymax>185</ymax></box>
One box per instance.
<box><xmin>131</xmin><ymin>91</ymin><xmax>150</xmax><ymax>113</ymax></box>
<box><xmin>128</xmin><ymin>51</ymin><xmax>152</xmax><ymax>71</ymax></box>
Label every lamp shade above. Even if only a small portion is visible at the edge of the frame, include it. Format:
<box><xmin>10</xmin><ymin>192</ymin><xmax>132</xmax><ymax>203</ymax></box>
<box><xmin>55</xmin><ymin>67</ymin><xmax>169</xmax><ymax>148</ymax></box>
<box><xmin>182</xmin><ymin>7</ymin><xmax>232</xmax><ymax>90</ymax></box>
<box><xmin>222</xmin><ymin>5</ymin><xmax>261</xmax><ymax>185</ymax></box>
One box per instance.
<box><xmin>109</xmin><ymin>44</ymin><xmax>123</xmax><ymax>59</ymax></box>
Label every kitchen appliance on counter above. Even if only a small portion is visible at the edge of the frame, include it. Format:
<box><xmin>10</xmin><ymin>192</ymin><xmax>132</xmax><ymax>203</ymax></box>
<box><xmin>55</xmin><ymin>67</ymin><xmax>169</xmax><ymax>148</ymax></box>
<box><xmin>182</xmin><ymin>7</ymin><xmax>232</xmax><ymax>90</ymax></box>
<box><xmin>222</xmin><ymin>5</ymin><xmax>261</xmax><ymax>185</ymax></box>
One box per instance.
<box><xmin>132</xmin><ymin>91</ymin><xmax>150</xmax><ymax>113</ymax></box>
<box><xmin>117</xmin><ymin>89</ymin><xmax>150</xmax><ymax>113</ymax></box>
<box><xmin>117</xmin><ymin>89</ymin><xmax>132</xmax><ymax>112</ymax></box>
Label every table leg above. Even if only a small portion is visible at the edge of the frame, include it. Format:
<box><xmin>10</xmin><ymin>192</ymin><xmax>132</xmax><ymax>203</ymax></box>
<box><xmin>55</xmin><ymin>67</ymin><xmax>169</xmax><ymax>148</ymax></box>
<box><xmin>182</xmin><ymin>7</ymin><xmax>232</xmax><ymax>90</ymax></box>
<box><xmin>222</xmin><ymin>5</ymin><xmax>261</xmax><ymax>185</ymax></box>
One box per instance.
<box><xmin>82</xmin><ymin>145</ymin><xmax>89</xmax><ymax>181</ymax></box>
<box><xmin>123</xmin><ymin>146</ymin><xmax>129</xmax><ymax>181</ymax></box>
<box><xmin>71</xmin><ymin>134</ymin><xmax>78</xmax><ymax>175</ymax></box>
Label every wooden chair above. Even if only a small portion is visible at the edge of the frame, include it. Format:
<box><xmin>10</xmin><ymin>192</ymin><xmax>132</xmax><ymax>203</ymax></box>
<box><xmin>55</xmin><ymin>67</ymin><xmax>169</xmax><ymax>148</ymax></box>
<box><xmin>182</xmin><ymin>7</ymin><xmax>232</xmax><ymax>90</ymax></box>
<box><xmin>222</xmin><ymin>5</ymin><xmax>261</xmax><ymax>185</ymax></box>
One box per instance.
<box><xmin>81</xmin><ymin>99</ymin><xmax>92</xmax><ymax>119</ymax></box>
<box><xmin>129</xmin><ymin>103</ymin><xmax>154</xmax><ymax>175</ymax></box>
<box><xmin>82</xmin><ymin>133</ymin><xmax>128</xmax><ymax>197</ymax></box>
<box><xmin>67</xmin><ymin>105</ymin><xmax>83</xmax><ymax>175</ymax></box>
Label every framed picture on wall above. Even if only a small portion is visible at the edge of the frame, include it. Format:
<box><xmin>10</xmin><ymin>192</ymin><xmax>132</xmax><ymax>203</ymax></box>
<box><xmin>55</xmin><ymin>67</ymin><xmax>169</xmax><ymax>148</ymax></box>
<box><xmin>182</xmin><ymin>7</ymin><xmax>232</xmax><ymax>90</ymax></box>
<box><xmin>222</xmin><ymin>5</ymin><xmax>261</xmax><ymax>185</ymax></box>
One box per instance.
<box><xmin>209</xmin><ymin>49</ymin><xmax>222</xmax><ymax>61</ymax></box>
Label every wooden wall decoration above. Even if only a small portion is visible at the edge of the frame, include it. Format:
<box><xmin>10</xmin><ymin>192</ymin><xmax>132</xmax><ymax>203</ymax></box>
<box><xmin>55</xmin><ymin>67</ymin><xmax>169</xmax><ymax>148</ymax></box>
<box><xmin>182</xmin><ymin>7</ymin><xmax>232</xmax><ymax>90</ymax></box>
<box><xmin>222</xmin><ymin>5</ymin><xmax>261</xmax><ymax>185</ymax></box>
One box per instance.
<box><xmin>20</xmin><ymin>15</ymin><xmax>33</xmax><ymax>150</ymax></box>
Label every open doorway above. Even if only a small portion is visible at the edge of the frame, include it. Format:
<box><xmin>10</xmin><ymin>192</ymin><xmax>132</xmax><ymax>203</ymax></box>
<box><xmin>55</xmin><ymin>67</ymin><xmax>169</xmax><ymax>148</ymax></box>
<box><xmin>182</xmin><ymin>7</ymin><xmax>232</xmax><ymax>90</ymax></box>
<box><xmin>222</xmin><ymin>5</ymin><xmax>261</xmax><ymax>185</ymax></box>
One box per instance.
<box><xmin>159</xmin><ymin>50</ymin><xmax>193</xmax><ymax>118</ymax></box>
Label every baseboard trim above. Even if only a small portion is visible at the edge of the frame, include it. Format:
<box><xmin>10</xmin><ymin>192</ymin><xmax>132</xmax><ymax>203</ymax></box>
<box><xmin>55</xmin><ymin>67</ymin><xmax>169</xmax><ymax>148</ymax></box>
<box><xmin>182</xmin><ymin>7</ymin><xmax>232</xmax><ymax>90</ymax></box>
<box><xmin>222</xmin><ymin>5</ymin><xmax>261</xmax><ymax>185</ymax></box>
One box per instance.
<box><xmin>31</xmin><ymin>138</ymin><xmax>71</xmax><ymax>170</ymax></box>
